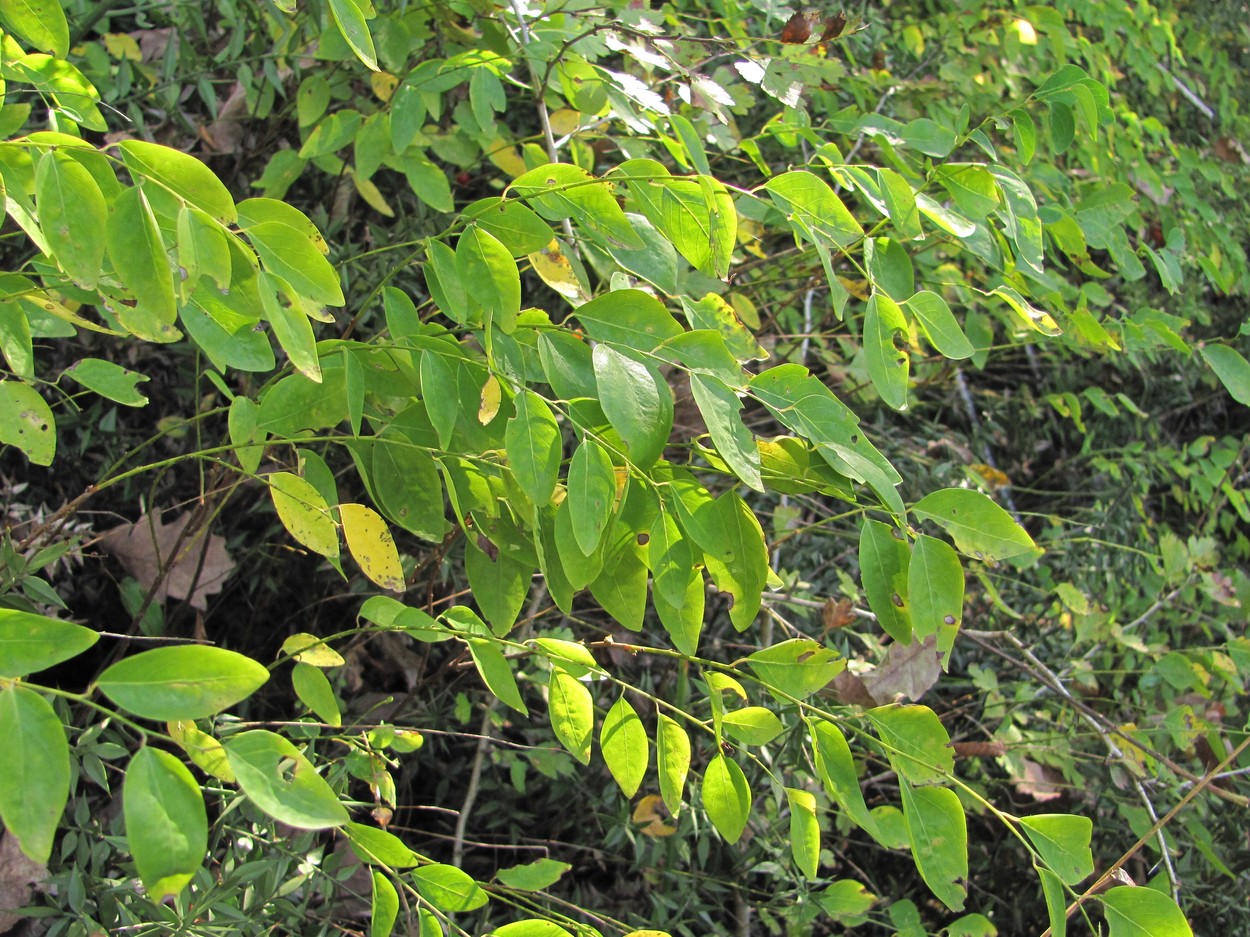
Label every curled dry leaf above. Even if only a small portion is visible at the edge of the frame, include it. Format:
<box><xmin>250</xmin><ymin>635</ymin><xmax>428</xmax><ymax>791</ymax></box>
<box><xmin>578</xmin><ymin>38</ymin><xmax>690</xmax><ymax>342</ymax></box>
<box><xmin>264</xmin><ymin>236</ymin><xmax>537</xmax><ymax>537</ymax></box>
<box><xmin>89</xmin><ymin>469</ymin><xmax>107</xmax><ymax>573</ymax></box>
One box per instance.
<box><xmin>631</xmin><ymin>794</ymin><xmax>677</xmax><ymax>837</ymax></box>
<box><xmin>100</xmin><ymin>510</ymin><xmax>236</xmax><ymax>610</ymax></box>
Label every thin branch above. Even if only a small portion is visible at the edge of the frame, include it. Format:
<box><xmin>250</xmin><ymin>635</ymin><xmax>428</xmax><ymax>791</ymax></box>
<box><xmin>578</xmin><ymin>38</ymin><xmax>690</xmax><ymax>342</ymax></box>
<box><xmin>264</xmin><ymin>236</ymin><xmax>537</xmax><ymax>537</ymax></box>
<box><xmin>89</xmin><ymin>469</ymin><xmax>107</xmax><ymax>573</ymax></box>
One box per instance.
<box><xmin>452</xmin><ymin>701</ymin><xmax>496</xmax><ymax>869</ymax></box>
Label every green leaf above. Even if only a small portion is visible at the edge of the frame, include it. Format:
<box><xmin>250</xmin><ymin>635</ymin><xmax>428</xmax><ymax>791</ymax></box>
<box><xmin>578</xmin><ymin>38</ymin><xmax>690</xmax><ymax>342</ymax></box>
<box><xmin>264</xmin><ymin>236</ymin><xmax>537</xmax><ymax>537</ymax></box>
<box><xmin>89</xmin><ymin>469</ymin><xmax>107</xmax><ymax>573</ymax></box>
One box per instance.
<box><xmin>900</xmin><ymin>783</ymin><xmax>967</xmax><ymax>912</ymax></box>
<box><xmin>512</xmin><ymin>163</ymin><xmax>641</xmax><ymax>249</ymax></box>
<box><xmin>763</xmin><ymin>170</ymin><xmax>863</xmax><ymax>250</ymax></box>
<box><xmin>866</xmin><ymin>237</ymin><xmax>915</xmax><ymax>300</ymax></box>
<box><xmin>36</xmin><ymin>150</ymin><xmax>107</xmax><ymax>289</ymax></box>
<box><xmin>945</xmin><ymin>913</ymin><xmax>998</xmax><ymax>937</ymax></box>
<box><xmin>506</xmin><ymin>390</ymin><xmax>561</xmax><ymax>507</ymax></box>
<box><xmin>467</xmin><ymin>637</ymin><xmax>527</xmax><ymax>714</ymax></box>
<box><xmin>722</xmin><ymin>706</ymin><xmax>784</xmax><ymax>746</ymax></box>
<box><xmin>689</xmin><ymin>374</ymin><xmax>764</xmax><ymax>492</ymax></box>
<box><xmin>912</xmin><ymin>488</ymin><xmax>1042</xmax><ymax>567</ymax></box>
<box><xmin>97</xmin><ymin>645</ymin><xmax>270</xmax><ymax>720</ymax></box>
<box><xmin>934</xmin><ymin>164</ymin><xmax>1000</xmax><ymax>220</ymax></box>
<box><xmin>260</xmin><ymin>271</ymin><xmax>320</xmax><ymax>382</ymax></box>
<box><xmin>372</xmin><ymin>420</ymin><xmax>447</xmax><ymax>543</ymax></box>
<box><xmin>593</xmin><ymin>344</ymin><xmax>672</xmax><ymax>469</ymax></box>
<box><xmin>167</xmin><ymin>719</ymin><xmax>234</xmax><ymax>782</ymax></box>
<box><xmin>1199</xmin><ymin>344</ymin><xmax>1250</xmax><ymax>407</ymax></box>
<box><xmin>991</xmin><ymin>285</ymin><xmax>1061</xmax><ymax>337</ymax></box>
<box><xmin>786</xmin><ymin>787</ymin><xmax>820</xmax><ymax>879</ymax></box>
<box><xmin>224</xmin><ymin>729</ymin><xmax>348</xmax><ymax>828</ymax></box>
<box><xmin>412</xmin><ymin>863</ymin><xmax>489</xmax><ymax>912</ymax></box>
<box><xmin>124</xmin><ymin>747</ymin><xmax>207</xmax><ymax>901</ymax></box>
<box><xmin>879</xmin><ymin>168</ymin><xmax>922</xmax><ymax>239</ymax></box>
<box><xmin>237</xmin><ymin>198</ymin><xmax>343</xmax><ymax>307</ymax></box>
<box><xmin>1020</xmin><ymin>814</ymin><xmax>1094</xmax><ymax>886</ymax></box>
<box><xmin>908</xmin><ymin>535</ymin><xmax>963</xmax><ymax>663</ymax></box>
<box><xmin>656</xmin><ymin>713</ymin><xmax>690</xmax><ymax>815</ymax></box>
<box><xmin>601</xmin><ymin>694</ymin><xmax>648</xmax><ymax>797</ymax></box>
<box><xmin>0</xmin><ymin>685</ymin><xmax>69</xmax><ymax>862</ymax></box>
<box><xmin>817</xmin><ymin>879</ymin><xmax>878</xmax><ymax>926</ymax></box>
<box><xmin>574</xmin><ymin>289</ymin><xmax>683</xmax><ymax>352</ymax></box>
<box><xmin>401</xmin><ymin>150</ymin><xmax>454</xmax><ymax>213</ymax></box>
<box><xmin>548</xmin><ymin>668</ymin><xmax>594</xmax><ymax>764</ymax></box>
<box><xmin>567</xmin><ymin>438</ymin><xmax>616</xmax><ymax>555</ymax></box>
<box><xmin>901</xmin><ymin>117</ymin><xmax>957</xmax><ymax>157</ymax></box>
<box><xmin>496</xmin><ymin>857</ymin><xmax>572</xmax><ymax>891</ymax></box>
<box><xmin>746</xmin><ymin>639</ymin><xmax>845</xmax><ymax>699</ymax></box>
<box><xmin>282</xmin><ymin>633</ymin><xmax>345</xmax><ymax>667</ymax></box>
<box><xmin>371</xmin><ymin>872</ymin><xmax>399</xmax><ymax>937</ymax></box>
<box><xmin>63</xmin><ymin>358</ymin><xmax>150</xmax><ymax>406</ymax></box>
<box><xmin>327</xmin><ymin>0</ymin><xmax>378</xmax><ymax>70</ymax></box>
<box><xmin>0</xmin><ymin>295</ymin><xmax>34</xmax><ymax>380</ymax></box>
<box><xmin>702</xmin><ymin>753</ymin><xmax>751</xmax><ymax>843</ymax></box>
<box><xmin>612</xmin><ymin>160</ymin><xmax>735</xmax><ymax>277</ymax></box>
<box><xmin>107</xmin><ymin>187</ymin><xmax>179</xmax><ymax>342</ymax></box>
<box><xmin>589</xmin><ymin>543</ymin><xmax>648</xmax><ymax>630</ymax></box>
<box><xmin>1038</xmin><ymin>867</ymin><xmax>1068</xmax><ymax>937</ymax></box>
<box><xmin>1011</xmin><ymin>108</ymin><xmax>1037</xmax><ymax>164</ymax></box>
<box><xmin>464</xmin><ymin>538</ymin><xmax>531</xmax><ymax>636</ymax></box>
<box><xmin>119</xmin><ymin>140</ymin><xmax>237</xmax><ymax>224</ymax></box>
<box><xmin>864</xmin><ymin>293</ymin><xmax>910</xmax><ymax>410</ymax></box>
<box><xmin>0</xmin><ymin>0</ymin><xmax>69</xmax><ymax>56</ymax></box>
<box><xmin>0</xmin><ymin>608</ymin><xmax>98</xmax><ymax>677</ymax></box>
<box><xmin>653</xmin><ymin>564</ymin><xmax>704</xmax><ymax>655</ymax></box>
<box><xmin>0</xmin><ymin>381</ymin><xmax>55</xmax><ymax>465</ymax></box>
<box><xmin>458</xmin><ymin>225</ymin><xmax>520</xmax><ymax>334</ymax></box>
<box><xmin>867</xmin><ymin>704</ymin><xmax>954</xmax><ymax>784</ymax></box>
<box><xmin>689</xmin><ymin>491</ymin><xmax>769</xmax><ymax>630</ymax></box>
<box><xmin>810</xmin><ymin>721</ymin><xmax>879</xmax><ymax>840</ymax></box>
<box><xmin>463</xmin><ymin>197</ymin><xmax>554</xmax><ymax>257</ymax></box>
<box><xmin>859</xmin><ymin>519</ymin><xmax>912</xmax><ymax>643</ymax></box>
<box><xmin>906</xmin><ymin>291</ymin><xmax>974</xmax><ymax>359</ymax></box>
<box><xmin>490</xmin><ymin>923</ymin><xmax>573</xmax><ymax>937</ymax></box>
<box><xmin>1101</xmin><ymin>886</ymin><xmax>1193</xmax><ymax>937</ymax></box>
<box><xmin>269</xmin><ymin>471</ymin><xmax>340</xmax><ymax>559</ymax></box>
<box><xmin>989</xmin><ymin>167</ymin><xmax>1044</xmax><ymax>277</ymax></box>
<box><xmin>292</xmin><ymin>662</ymin><xmax>341</xmax><ymax>726</ymax></box>
<box><xmin>346</xmin><ymin>822</ymin><xmax>419</xmax><ymax>867</ymax></box>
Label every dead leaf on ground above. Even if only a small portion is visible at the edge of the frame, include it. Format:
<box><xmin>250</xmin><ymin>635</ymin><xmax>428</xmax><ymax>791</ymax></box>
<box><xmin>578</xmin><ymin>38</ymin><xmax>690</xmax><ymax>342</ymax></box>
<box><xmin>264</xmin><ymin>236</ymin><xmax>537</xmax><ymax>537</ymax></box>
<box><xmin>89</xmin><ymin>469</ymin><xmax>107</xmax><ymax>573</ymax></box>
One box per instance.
<box><xmin>861</xmin><ymin>634</ymin><xmax>941</xmax><ymax>704</ymax></box>
<box><xmin>0</xmin><ymin>831</ymin><xmax>47</xmax><ymax>933</ymax></box>
<box><xmin>1012</xmin><ymin>758</ymin><xmax>1065</xmax><ymax>802</ymax></box>
<box><xmin>632</xmin><ymin>794</ymin><xmax>677</xmax><ymax>837</ymax></box>
<box><xmin>830</xmin><ymin>669</ymin><xmax>878</xmax><ymax>708</ymax></box>
<box><xmin>100</xmin><ymin>510</ymin><xmax>235</xmax><ymax>610</ymax></box>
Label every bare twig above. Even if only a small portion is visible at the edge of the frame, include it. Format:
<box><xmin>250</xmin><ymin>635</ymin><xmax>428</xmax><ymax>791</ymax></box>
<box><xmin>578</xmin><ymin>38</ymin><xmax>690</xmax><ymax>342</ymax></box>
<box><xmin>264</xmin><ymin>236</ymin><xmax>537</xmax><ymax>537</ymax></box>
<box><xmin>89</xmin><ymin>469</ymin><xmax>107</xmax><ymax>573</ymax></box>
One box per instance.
<box><xmin>452</xmin><ymin>701</ymin><xmax>496</xmax><ymax>869</ymax></box>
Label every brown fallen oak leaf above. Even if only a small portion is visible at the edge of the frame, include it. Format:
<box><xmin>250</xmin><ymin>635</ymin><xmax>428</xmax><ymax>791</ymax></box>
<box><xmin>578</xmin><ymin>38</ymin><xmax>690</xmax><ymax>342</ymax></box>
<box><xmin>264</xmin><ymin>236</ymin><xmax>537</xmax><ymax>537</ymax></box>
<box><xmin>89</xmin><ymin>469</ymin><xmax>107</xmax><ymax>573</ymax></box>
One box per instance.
<box><xmin>100</xmin><ymin>510</ymin><xmax>235</xmax><ymax>610</ymax></box>
<box><xmin>0</xmin><ymin>831</ymin><xmax>47</xmax><ymax>934</ymax></box>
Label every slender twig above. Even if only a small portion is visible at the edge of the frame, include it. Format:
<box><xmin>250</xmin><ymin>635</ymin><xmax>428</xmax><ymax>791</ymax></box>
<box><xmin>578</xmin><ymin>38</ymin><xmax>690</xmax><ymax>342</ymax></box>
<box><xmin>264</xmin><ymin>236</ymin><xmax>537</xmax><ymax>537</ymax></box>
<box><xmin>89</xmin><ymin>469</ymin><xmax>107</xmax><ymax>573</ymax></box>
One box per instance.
<box><xmin>1039</xmin><ymin>735</ymin><xmax>1250</xmax><ymax>937</ymax></box>
<box><xmin>452</xmin><ymin>701</ymin><xmax>496</xmax><ymax>869</ymax></box>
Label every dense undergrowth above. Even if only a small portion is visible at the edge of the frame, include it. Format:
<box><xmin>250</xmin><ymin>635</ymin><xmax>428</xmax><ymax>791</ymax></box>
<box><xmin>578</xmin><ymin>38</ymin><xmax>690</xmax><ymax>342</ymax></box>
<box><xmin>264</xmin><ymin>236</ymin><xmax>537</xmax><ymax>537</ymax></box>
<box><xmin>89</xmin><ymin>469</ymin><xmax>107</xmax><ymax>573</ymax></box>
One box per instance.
<box><xmin>1</xmin><ymin>0</ymin><xmax>1249</xmax><ymax>935</ymax></box>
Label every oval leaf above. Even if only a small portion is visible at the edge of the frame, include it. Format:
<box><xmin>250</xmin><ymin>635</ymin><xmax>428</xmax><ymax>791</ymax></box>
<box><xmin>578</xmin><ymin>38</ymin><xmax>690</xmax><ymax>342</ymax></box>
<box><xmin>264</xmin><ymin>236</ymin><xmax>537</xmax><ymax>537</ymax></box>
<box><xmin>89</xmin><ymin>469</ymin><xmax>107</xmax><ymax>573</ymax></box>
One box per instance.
<box><xmin>124</xmin><ymin>746</ymin><xmax>207</xmax><ymax>901</ymax></box>
<box><xmin>702</xmin><ymin>753</ymin><xmax>751</xmax><ymax>843</ymax></box>
<box><xmin>600</xmin><ymin>694</ymin><xmax>648</xmax><ymax>797</ymax></box>
<box><xmin>339</xmin><ymin>502</ymin><xmax>405</xmax><ymax>591</ymax></box>
<box><xmin>224</xmin><ymin>729</ymin><xmax>348</xmax><ymax>829</ymax></box>
<box><xmin>0</xmin><ymin>608</ymin><xmax>98</xmax><ymax>678</ymax></box>
<box><xmin>912</xmin><ymin>488</ymin><xmax>1042</xmax><ymax>567</ymax></box>
<box><xmin>0</xmin><ymin>686</ymin><xmax>69</xmax><ymax>863</ymax></box>
<box><xmin>270</xmin><ymin>472</ymin><xmax>340</xmax><ymax>558</ymax></box>
<box><xmin>97</xmin><ymin>645</ymin><xmax>269</xmax><ymax>720</ymax></box>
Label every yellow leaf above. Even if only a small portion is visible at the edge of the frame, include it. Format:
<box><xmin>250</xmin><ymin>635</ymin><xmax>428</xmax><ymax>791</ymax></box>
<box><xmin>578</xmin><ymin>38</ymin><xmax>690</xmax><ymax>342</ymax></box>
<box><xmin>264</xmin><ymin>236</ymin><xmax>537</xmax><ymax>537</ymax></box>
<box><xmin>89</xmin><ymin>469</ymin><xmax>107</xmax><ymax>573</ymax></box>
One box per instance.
<box><xmin>969</xmin><ymin>463</ymin><xmax>1011</xmax><ymax>490</ymax></box>
<box><xmin>484</xmin><ymin>139</ymin><xmax>528</xmax><ymax>178</ymax></box>
<box><xmin>351</xmin><ymin>172</ymin><xmax>395</xmax><ymax>217</ymax></box>
<box><xmin>339</xmin><ymin>503</ymin><xmax>405</xmax><ymax>592</ymax></box>
<box><xmin>370</xmin><ymin>71</ymin><xmax>399</xmax><ymax>102</ymax></box>
<box><xmin>528</xmin><ymin>240</ymin><xmax>589</xmax><ymax>304</ymax></box>
<box><xmin>548</xmin><ymin>108</ymin><xmax>581</xmax><ymax>136</ymax></box>
<box><xmin>631</xmin><ymin>794</ymin><xmax>677</xmax><ymax>837</ymax></box>
<box><xmin>839</xmin><ymin>276</ymin><xmax>871</xmax><ymax>300</ymax></box>
<box><xmin>737</xmin><ymin>218</ymin><xmax>767</xmax><ymax>259</ymax></box>
<box><xmin>281</xmin><ymin>632</ymin><xmax>346</xmax><ymax>667</ymax></box>
<box><xmin>478</xmin><ymin>374</ymin><xmax>502</xmax><ymax>425</ymax></box>
<box><xmin>103</xmin><ymin>33</ymin><xmax>142</xmax><ymax>61</ymax></box>
<box><xmin>167</xmin><ymin>720</ymin><xmax>235</xmax><ymax>782</ymax></box>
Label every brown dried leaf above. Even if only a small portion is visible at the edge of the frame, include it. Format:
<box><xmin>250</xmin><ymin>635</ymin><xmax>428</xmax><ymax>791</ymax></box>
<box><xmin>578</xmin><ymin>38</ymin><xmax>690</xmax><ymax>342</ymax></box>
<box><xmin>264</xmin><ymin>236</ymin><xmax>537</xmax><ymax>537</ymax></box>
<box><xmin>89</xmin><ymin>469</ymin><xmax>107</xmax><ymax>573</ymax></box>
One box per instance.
<box><xmin>821</xmin><ymin>597</ymin><xmax>856</xmax><ymax>631</ymax></box>
<box><xmin>1013</xmin><ymin>758</ymin><xmax>1065</xmax><ymax>802</ymax></box>
<box><xmin>830</xmin><ymin>669</ymin><xmax>879</xmax><ymax>707</ymax></box>
<box><xmin>819</xmin><ymin>11</ymin><xmax>847</xmax><ymax>42</ymax></box>
<box><xmin>780</xmin><ymin>11</ymin><xmax>813</xmax><ymax>43</ymax></box>
<box><xmin>100</xmin><ymin>510</ymin><xmax>235</xmax><ymax>610</ymax></box>
<box><xmin>860</xmin><ymin>634</ymin><xmax>941</xmax><ymax>704</ymax></box>
<box><xmin>0</xmin><ymin>831</ymin><xmax>47</xmax><ymax>933</ymax></box>
<box><xmin>951</xmin><ymin>740</ymin><xmax>1007</xmax><ymax>759</ymax></box>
